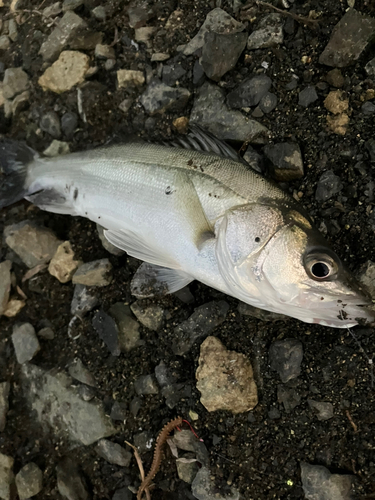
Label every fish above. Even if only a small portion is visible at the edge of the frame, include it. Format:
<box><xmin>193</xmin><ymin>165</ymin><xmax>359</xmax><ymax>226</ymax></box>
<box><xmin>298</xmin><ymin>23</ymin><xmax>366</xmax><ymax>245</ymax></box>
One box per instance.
<box><xmin>0</xmin><ymin>127</ymin><xmax>373</xmax><ymax>328</ymax></box>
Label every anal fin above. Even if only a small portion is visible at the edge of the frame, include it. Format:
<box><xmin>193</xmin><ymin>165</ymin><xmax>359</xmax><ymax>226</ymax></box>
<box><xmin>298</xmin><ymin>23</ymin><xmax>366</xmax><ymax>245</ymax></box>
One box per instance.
<box><xmin>130</xmin><ymin>262</ymin><xmax>193</xmax><ymax>298</ymax></box>
<box><xmin>25</xmin><ymin>189</ymin><xmax>77</xmax><ymax>215</ymax></box>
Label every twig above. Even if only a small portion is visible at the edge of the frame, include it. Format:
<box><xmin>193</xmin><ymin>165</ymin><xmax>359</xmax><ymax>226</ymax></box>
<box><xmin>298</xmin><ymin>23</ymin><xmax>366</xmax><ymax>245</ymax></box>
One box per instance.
<box><xmin>346</xmin><ymin>409</ymin><xmax>358</xmax><ymax>433</ymax></box>
<box><xmin>243</xmin><ymin>1</ymin><xmax>319</xmax><ymax>28</ymax></box>
<box><xmin>125</xmin><ymin>441</ymin><xmax>151</xmax><ymax>500</ymax></box>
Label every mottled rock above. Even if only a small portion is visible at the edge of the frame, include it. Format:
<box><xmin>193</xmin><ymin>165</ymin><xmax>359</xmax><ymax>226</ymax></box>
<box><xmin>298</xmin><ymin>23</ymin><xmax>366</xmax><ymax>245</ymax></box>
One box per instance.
<box><xmin>73</xmin><ymin>259</ymin><xmax>112</xmax><ymax>287</ymax></box>
<box><xmin>247</xmin><ymin>14</ymin><xmax>284</xmax><ymax>50</ymax></box>
<box><xmin>4</xmin><ymin>221</ymin><xmax>61</xmax><ymax>268</ymax></box>
<box><xmin>48</xmin><ymin>241</ymin><xmax>81</xmax><ymax>283</ymax></box>
<box><xmin>117</xmin><ymin>69</ymin><xmax>145</xmax><ymax>89</ymax></box>
<box><xmin>133</xmin><ymin>431</ymin><xmax>154</xmax><ymax>454</ymax></box>
<box><xmin>264</xmin><ymin>143</ymin><xmax>304</xmax><ymax>181</ymax></box>
<box><xmin>176</xmin><ymin>457</ymin><xmax>199</xmax><ymax>484</ymax></box>
<box><xmin>109</xmin><ymin>303</ymin><xmax>140</xmax><ymax>352</ymax></box>
<box><xmin>21</xmin><ymin>363</ymin><xmax>115</xmax><ymax>445</ymax></box>
<box><xmin>71</xmin><ymin>285</ymin><xmax>98</xmax><ymax>317</ymax></box>
<box><xmin>130</xmin><ymin>301</ymin><xmax>163</xmax><ymax>331</ymax></box>
<box><xmin>324</xmin><ymin>90</ymin><xmax>349</xmax><ymax>114</ymax></box>
<box><xmin>192</xmin><ymin>467</ymin><xmax>240</xmax><ymax>500</ymax></box>
<box><xmin>0</xmin><ymin>383</ymin><xmax>10</xmax><ymax>432</ymax></box>
<box><xmin>61</xmin><ymin>111</ymin><xmax>78</xmax><ymax>138</ymax></box>
<box><xmin>173</xmin><ymin>300</ymin><xmax>229</xmax><ymax>355</ymax></box>
<box><xmin>56</xmin><ymin>458</ymin><xmax>89</xmax><ymax>500</ymax></box>
<box><xmin>12</xmin><ymin>323</ymin><xmax>40</xmax><ymax>364</ymax></box>
<box><xmin>301</xmin><ymin>462</ymin><xmax>354</xmax><ymax>500</ymax></box>
<box><xmin>140</xmin><ymin>80</ymin><xmax>190</xmax><ymax>115</ymax></box>
<box><xmin>190</xmin><ymin>82</ymin><xmax>268</xmax><ymax>143</ymax></box>
<box><xmin>39</xmin><ymin>51</ymin><xmax>90</xmax><ymax>94</ymax></box>
<box><xmin>40</xmin><ymin>111</ymin><xmax>61</xmax><ymax>138</ymax></box>
<box><xmin>95</xmin><ymin>440</ymin><xmax>131</xmax><ymax>467</ymax></box>
<box><xmin>2</xmin><ymin>67</ymin><xmax>29</xmax><ymax>99</ymax></box>
<box><xmin>326</xmin><ymin>69</ymin><xmax>345</xmax><ymax>88</ymax></box>
<box><xmin>43</xmin><ymin>140</ymin><xmax>70</xmax><ymax>157</ymax></box>
<box><xmin>15</xmin><ymin>463</ymin><xmax>43</xmax><ymax>500</ymax></box>
<box><xmin>200</xmin><ymin>31</ymin><xmax>247</xmax><ymax>82</ymax></box>
<box><xmin>269</xmin><ymin>338</ymin><xmax>303</xmax><ymax>383</ymax></box>
<box><xmin>92</xmin><ymin>310</ymin><xmax>120</xmax><ymax>356</ymax></box>
<box><xmin>298</xmin><ymin>86</ymin><xmax>318</xmax><ymax>107</ymax></box>
<box><xmin>196</xmin><ymin>336</ymin><xmax>258</xmax><ymax>413</ymax></box>
<box><xmin>0</xmin><ymin>453</ymin><xmax>14</xmax><ymax>500</ymax></box>
<box><xmin>319</xmin><ymin>9</ymin><xmax>375</xmax><ymax>68</ymax></box>
<box><xmin>308</xmin><ymin>400</ymin><xmax>334</xmax><ymax>421</ymax></box>
<box><xmin>326</xmin><ymin>113</ymin><xmax>349</xmax><ymax>135</ymax></box>
<box><xmin>259</xmin><ymin>92</ymin><xmax>277</xmax><ymax>113</ymax></box>
<box><xmin>227</xmin><ymin>74</ymin><xmax>272</xmax><ymax>108</ymax></box>
<box><xmin>0</xmin><ymin>261</ymin><xmax>12</xmax><ymax>316</ymax></box>
<box><xmin>68</xmin><ymin>358</ymin><xmax>97</xmax><ymax>387</ymax></box>
<box><xmin>134</xmin><ymin>374</ymin><xmax>159</xmax><ymax>395</ymax></box>
<box><xmin>315</xmin><ymin>170</ymin><xmax>343</xmax><ymax>202</ymax></box>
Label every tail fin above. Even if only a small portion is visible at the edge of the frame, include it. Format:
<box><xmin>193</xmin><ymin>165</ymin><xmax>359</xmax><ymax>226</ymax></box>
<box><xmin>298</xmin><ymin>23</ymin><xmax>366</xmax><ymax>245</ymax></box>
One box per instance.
<box><xmin>0</xmin><ymin>139</ymin><xmax>36</xmax><ymax>209</ymax></box>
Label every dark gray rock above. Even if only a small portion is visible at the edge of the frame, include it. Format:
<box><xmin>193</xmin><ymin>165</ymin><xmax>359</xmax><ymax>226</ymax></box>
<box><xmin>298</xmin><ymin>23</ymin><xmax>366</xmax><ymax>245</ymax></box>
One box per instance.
<box><xmin>0</xmin><ymin>382</ymin><xmax>10</xmax><ymax>432</ymax></box>
<box><xmin>12</xmin><ymin>323</ymin><xmax>40</xmax><ymax>364</ymax></box>
<box><xmin>190</xmin><ymin>82</ymin><xmax>268</xmax><ymax>143</ymax></box>
<box><xmin>134</xmin><ymin>374</ymin><xmax>159</xmax><ymax>395</ymax></box>
<box><xmin>319</xmin><ymin>9</ymin><xmax>375</xmax><ymax>68</ymax></box>
<box><xmin>40</xmin><ymin>111</ymin><xmax>61</xmax><ymax>138</ymax></box>
<box><xmin>191</xmin><ymin>467</ymin><xmax>240</xmax><ymax>500</ymax></box>
<box><xmin>365</xmin><ymin>57</ymin><xmax>375</xmax><ymax>77</ymax></box>
<box><xmin>227</xmin><ymin>75</ymin><xmax>272</xmax><ymax>108</ymax></box>
<box><xmin>15</xmin><ymin>463</ymin><xmax>43</xmax><ymax>500</ymax></box>
<box><xmin>109</xmin><ymin>303</ymin><xmax>140</xmax><ymax>352</ymax></box>
<box><xmin>200</xmin><ymin>31</ymin><xmax>247</xmax><ymax>82</ymax></box>
<box><xmin>315</xmin><ymin>170</ymin><xmax>343</xmax><ymax>201</ymax></box>
<box><xmin>140</xmin><ymin>80</ymin><xmax>190</xmax><ymax>115</ymax></box>
<box><xmin>268</xmin><ymin>407</ymin><xmax>281</xmax><ymax>420</ymax></box>
<box><xmin>73</xmin><ymin>259</ymin><xmax>113</xmax><ymax>287</ymax></box>
<box><xmin>247</xmin><ymin>14</ymin><xmax>284</xmax><ymax>50</ymax></box>
<box><xmin>366</xmin><ymin>138</ymin><xmax>375</xmax><ymax>162</ymax></box>
<box><xmin>56</xmin><ymin>457</ymin><xmax>90</xmax><ymax>500</ymax></box>
<box><xmin>77</xmin><ymin>385</ymin><xmax>95</xmax><ymax>401</ymax></box>
<box><xmin>277</xmin><ymin>385</ymin><xmax>301</xmax><ymax>412</ymax></box>
<box><xmin>308</xmin><ymin>400</ymin><xmax>334</xmax><ymax>421</ymax></box>
<box><xmin>130</xmin><ymin>301</ymin><xmax>163</xmax><ymax>331</ymax></box>
<box><xmin>298</xmin><ymin>86</ymin><xmax>318</xmax><ymax>107</ymax></box>
<box><xmin>162</xmin><ymin>63</ymin><xmax>186</xmax><ymax>87</ymax></box>
<box><xmin>71</xmin><ymin>285</ymin><xmax>99</xmax><ymax>317</ymax></box>
<box><xmin>172</xmin><ymin>300</ymin><xmax>229</xmax><ymax>355</ymax></box>
<box><xmin>300</xmin><ymin>462</ymin><xmax>354</xmax><ymax>500</ymax></box>
<box><xmin>242</xmin><ymin>147</ymin><xmax>264</xmax><ymax>174</ymax></box>
<box><xmin>259</xmin><ymin>92</ymin><xmax>277</xmax><ymax>113</ymax></box>
<box><xmin>38</xmin><ymin>327</ymin><xmax>55</xmax><ymax>339</ymax></box>
<box><xmin>112</xmin><ymin>488</ymin><xmax>133</xmax><ymax>500</ymax></box>
<box><xmin>269</xmin><ymin>338</ymin><xmax>303</xmax><ymax>383</ymax></box>
<box><xmin>0</xmin><ymin>261</ymin><xmax>12</xmax><ymax>316</ymax></box>
<box><xmin>68</xmin><ymin>358</ymin><xmax>97</xmax><ymax>387</ymax></box>
<box><xmin>61</xmin><ymin>112</ymin><xmax>78</xmax><ymax>138</ymax></box>
<box><xmin>92</xmin><ymin>310</ymin><xmax>121</xmax><ymax>356</ymax></box>
<box><xmin>193</xmin><ymin>60</ymin><xmax>205</xmax><ymax>86</ymax></box>
<box><xmin>133</xmin><ymin>431</ymin><xmax>154</xmax><ymax>454</ymax></box>
<box><xmin>264</xmin><ymin>143</ymin><xmax>304</xmax><ymax>181</ymax></box>
<box><xmin>110</xmin><ymin>401</ymin><xmax>127</xmax><ymax>421</ymax></box>
<box><xmin>361</xmin><ymin>101</ymin><xmax>375</xmax><ymax>115</ymax></box>
<box><xmin>95</xmin><ymin>439</ymin><xmax>132</xmax><ymax>467</ymax></box>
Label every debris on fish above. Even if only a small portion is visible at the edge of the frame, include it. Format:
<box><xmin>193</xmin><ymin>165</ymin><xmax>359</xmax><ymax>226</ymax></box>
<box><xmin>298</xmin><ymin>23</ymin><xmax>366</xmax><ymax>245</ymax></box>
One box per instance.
<box><xmin>0</xmin><ymin>126</ymin><xmax>373</xmax><ymax>328</ymax></box>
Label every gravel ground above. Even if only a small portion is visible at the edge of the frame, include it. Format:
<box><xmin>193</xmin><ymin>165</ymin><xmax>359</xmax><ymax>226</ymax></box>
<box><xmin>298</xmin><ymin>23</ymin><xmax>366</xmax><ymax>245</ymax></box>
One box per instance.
<box><xmin>0</xmin><ymin>0</ymin><xmax>375</xmax><ymax>499</ymax></box>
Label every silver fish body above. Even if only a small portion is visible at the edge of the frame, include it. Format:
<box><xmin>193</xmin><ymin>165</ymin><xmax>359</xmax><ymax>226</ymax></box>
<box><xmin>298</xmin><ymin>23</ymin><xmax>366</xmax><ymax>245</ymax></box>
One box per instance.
<box><xmin>0</xmin><ymin>129</ymin><xmax>373</xmax><ymax>327</ymax></box>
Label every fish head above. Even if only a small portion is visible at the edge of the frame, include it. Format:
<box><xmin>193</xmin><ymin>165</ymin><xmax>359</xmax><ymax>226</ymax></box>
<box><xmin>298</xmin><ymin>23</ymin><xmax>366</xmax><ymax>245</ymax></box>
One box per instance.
<box><xmin>216</xmin><ymin>204</ymin><xmax>374</xmax><ymax>327</ymax></box>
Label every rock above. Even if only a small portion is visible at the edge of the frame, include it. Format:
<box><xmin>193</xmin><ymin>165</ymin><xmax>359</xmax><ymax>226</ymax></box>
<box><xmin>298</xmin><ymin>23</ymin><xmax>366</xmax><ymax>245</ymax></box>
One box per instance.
<box><xmin>227</xmin><ymin>74</ymin><xmax>272</xmax><ymax>108</ymax></box>
<box><xmin>68</xmin><ymin>358</ymin><xmax>97</xmax><ymax>387</ymax></box>
<box><xmin>133</xmin><ymin>431</ymin><xmax>154</xmax><ymax>454</ymax></box>
<box><xmin>300</xmin><ymin>462</ymin><xmax>354</xmax><ymax>500</ymax></box>
<box><xmin>73</xmin><ymin>259</ymin><xmax>112</xmax><ymax>286</ymax></box>
<box><xmin>40</xmin><ymin>111</ymin><xmax>61</xmax><ymax>138</ymax></box>
<box><xmin>117</xmin><ymin>69</ymin><xmax>145</xmax><ymax>89</ymax></box>
<box><xmin>176</xmin><ymin>457</ymin><xmax>199</xmax><ymax>484</ymax></box>
<box><xmin>315</xmin><ymin>170</ymin><xmax>343</xmax><ymax>202</ymax></box>
<box><xmin>92</xmin><ymin>6</ymin><xmax>106</xmax><ymax>21</ymax></box>
<box><xmin>308</xmin><ymin>400</ymin><xmax>334</xmax><ymax>421</ymax></box>
<box><xmin>361</xmin><ymin>101</ymin><xmax>375</xmax><ymax>115</ymax></box>
<box><xmin>237</xmin><ymin>301</ymin><xmax>285</xmax><ymax>321</ymax></box>
<box><xmin>183</xmin><ymin>8</ymin><xmax>244</xmax><ymax>56</ymax></box>
<box><xmin>48</xmin><ymin>241</ymin><xmax>81</xmax><ymax>283</ymax></box>
<box><xmin>109</xmin><ymin>303</ymin><xmax>140</xmax><ymax>352</ymax></box>
<box><xmin>62</xmin><ymin>0</ymin><xmax>84</xmax><ymax>11</ymax></box>
<box><xmin>38</xmin><ymin>327</ymin><xmax>55</xmax><ymax>340</ymax></box>
<box><xmin>162</xmin><ymin>64</ymin><xmax>186</xmax><ymax>87</ymax></box>
<box><xmin>319</xmin><ymin>9</ymin><xmax>375</xmax><ymax>68</ymax></box>
<box><xmin>112</xmin><ymin>488</ymin><xmax>132</xmax><ymax>500</ymax></box>
<box><xmin>127</xmin><ymin>2</ymin><xmax>155</xmax><ymax>29</ymax></box>
<box><xmin>324</xmin><ymin>90</ymin><xmax>349</xmax><ymax>114</ymax></box>
<box><xmin>277</xmin><ymin>384</ymin><xmax>301</xmax><ymax>412</ymax></box>
<box><xmin>8</xmin><ymin>19</ymin><xmax>18</xmax><ymax>42</ymax></box>
<box><xmin>247</xmin><ymin>14</ymin><xmax>284</xmax><ymax>50</ymax></box>
<box><xmin>39</xmin><ymin>51</ymin><xmax>90</xmax><ymax>94</ymax></box>
<box><xmin>2</xmin><ymin>67</ymin><xmax>29</xmax><ymax>99</ymax></box>
<box><xmin>173</xmin><ymin>116</ymin><xmax>189</xmax><ymax>134</ymax></box>
<box><xmin>191</xmin><ymin>467</ymin><xmax>240</xmax><ymax>500</ymax></box>
<box><xmin>263</xmin><ymin>143</ymin><xmax>304</xmax><ymax>181</ymax></box>
<box><xmin>12</xmin><ymin>323</ymin><xmax>40</xmax><ymax>364</ymax></box>
<box><xmin>43</xmin><ymin>2</ymin><xmax>62</xmax><ymax>17</ymax></box>
<box><xmin>3</xmin><ymin>300</ymin><xmax>25</xmax><ymax>318</ymax></box>
<box><xmin>61</xmin><ymin>111</ymin><xmax>78</xmax><ymax>138</ymax></box>
<box><xmin>21</xmin><ymin>363</ymin><xmax>115</xmax><ymax>445</ymax></box>
<box><xmin>56</xmin><ymin>458</ymin><xmax>90</xmax><ymax>500</ymax></box>
<box><xmin>298</xmin><ymin>86</ymin><xmax>318</xmax><ymax>107</ymax></box>
<box><xmin>359</xmin><ymin>261</ymin><xmax>375</xmax><ymax>296</ymax></box>
<box><xmin>0</xmin><ymin>383</ymin><xmax>10</xmax><ymax>432</ymax></box>
<box><xmin>151</xmin><ymin>52</ymin><xmax>170</xmax><ymax>62</ymax></box>
<box><xmin>200</xmin><ymin>31</ymin><xmax>247</xmax><ymax>82</ymax></box>
<box><xmin>118</xmin><ymin>98</ymin><xmax>132</xmax><ymax>113</ymax></box>
<box><xmin>15</xmin><ymin>463</ymin><xmax>43</xmax><ymax>500</ymax></box>
<box><xmin>0</xmin><ymin>261</ymin><xmax>12</xmax><ymax>316</ymax></box>
<box><xmin>0</xmin><ymin>453</ymin><xmax>14</xmax><ymax>500</ymax></box>
<box><xmin>71</xmin><ymin>285</ymin><xmax>98</xmax><ymax>317</ymax></box>
<box><xmin>4</xmin><ymin>221</ymin><xmax>61</xmax><ymax>268</ymax></box>
<box><xmin>326</xmin><ymin>69</ymin><xmax>345</xmax><ymax>88</ymax></box>
<box><xmin>134</xmin><ymin>374</ymin><xmax>159</xmax><ymax>395</ymax></box>
<box><xmin>92</xmin><ymin>310</ymin><xmax>121</xmax><ymax>356</ymax></box>
<box><xmin>173</xmin><ymin>429</ymin><xmax>209</xmax><ymax>467</ymax></box>
<box><xmin>140</xmin><ymin>80</ymin><xmax>190</xmax><ymax>115</ymax></box>
<box><xmin>196</xmin><ymin>336</ymin><xmax>258</xmax><ymax>413</ymax></box>
<box><xmin>96</xmin><ymin>225</ymin><xmax>124</xmax><ymax>256</ymax></box>
<box><xmin>9</xmin><ymin>90</ymin><xmax>30</xmax><ymax>116</ymax></box>
<box><xmin>0</xmin><ymin>36</ymin><xmax>11</xmax><ymax>51</ymax></box>
<box><xmin>365</xmin><ymin>57</ymin><xmax>375</xmax><ymax>77</ymax></box>
<box><xmin>190</xmin><ymin>82</ymin><xmax>268</xmax><ymax>143</ymax></box>
<box><xmin>95</xmin><ymin>440</ymin><xmax>132</xmax><ymax>467</ymax></box>
<box><xmin>366</xmin><ymin>138</ymin><xmax>375</xmax><ymax>162</ymax></box>
<box><xmin>172</xmin><ymin>300</ymin><xmax>229</xmax><ymax>356</ymax></box>
<box><xmin>43</xmin><ymin>140</ymin><xmax>71</xmax><ymax>157</ymax></box>
<box><xmin>95</xmin><ymin>44</ymin><xmax>115</xmax><ymax>59</ymax></box>
<box><xmin>259</xmin><ymin>92</ymin><xmax>277</xmax><ymax>113</ymax></box>
<box><xmin>0</xmin><ymin>84</ymin><xmax>4</xmax><ymax>108</ymax></box>
<box><xmin>134</xmin><ymin>27</ymin><xmax>155</xmax><ymax>47</ymax></box>
<box><xmin>39</xmin><ymin>11</ymin><xmax>88</xmax><ymax>62</ymax></box>
<box><xmin>269</xmin><ymin>339</ymin><xmax>303</xmax><ymax>383</ymax></box>
<box><xmin>326</xmin><ymin>113</ymin><xmax>349</xmax><ymax>135</ymax></box>
<box><xmin>130</xmin><ymin>301</ymin><xmax>163</xmax><ymax>331</ymax></box>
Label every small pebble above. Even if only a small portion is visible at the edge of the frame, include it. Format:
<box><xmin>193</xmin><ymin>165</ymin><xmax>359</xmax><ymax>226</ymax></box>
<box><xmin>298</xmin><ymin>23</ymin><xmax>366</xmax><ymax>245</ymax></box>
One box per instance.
<box><xmin>12</xmin><ymin>323</ymin><xmax>40</xmax><ymax>364</ymax></box>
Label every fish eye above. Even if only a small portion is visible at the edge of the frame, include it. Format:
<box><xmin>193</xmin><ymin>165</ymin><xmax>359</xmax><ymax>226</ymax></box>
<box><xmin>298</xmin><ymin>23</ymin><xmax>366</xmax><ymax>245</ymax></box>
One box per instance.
<box><xmin>311</xmin><ymin>261</ymin><xmax>331</xmax><ymax>278</ymax></box>
<box><xmin>304</xmin><ymin>252</ymin><xmax>339</xmax><ymax>281</ymax></box>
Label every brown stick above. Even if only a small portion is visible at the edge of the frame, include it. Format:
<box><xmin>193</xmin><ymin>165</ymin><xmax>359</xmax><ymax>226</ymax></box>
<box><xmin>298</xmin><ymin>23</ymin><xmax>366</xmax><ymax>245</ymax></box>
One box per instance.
<box><xmin>242</xmin><ymin>1</ymin><xmax>319</xmax><ymax>28</ymax></box>
<box><xmin>137</xmin><ymin>416</ymin><xmax>183</xmax><ymax>500</ymax></box>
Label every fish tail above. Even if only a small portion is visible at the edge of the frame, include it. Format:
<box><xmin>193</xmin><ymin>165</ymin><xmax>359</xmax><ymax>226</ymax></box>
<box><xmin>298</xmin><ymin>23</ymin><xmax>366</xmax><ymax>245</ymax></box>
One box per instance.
<box><xmin>0</xmin><ymin>139</ymin><xmax>37</xmax><ymax>209</ymax></box>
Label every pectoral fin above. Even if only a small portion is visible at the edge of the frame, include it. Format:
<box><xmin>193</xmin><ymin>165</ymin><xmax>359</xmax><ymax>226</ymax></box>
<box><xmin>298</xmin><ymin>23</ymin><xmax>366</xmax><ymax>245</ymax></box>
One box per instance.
<box><xmin>130</xmin><ymin>262</ymin><xmax>193</xmax><ymax>298</ymax></box>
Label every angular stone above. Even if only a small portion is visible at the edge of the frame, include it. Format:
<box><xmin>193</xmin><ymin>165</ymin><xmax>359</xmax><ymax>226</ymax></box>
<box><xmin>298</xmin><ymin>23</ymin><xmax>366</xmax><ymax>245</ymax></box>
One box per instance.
<box><xmin>247</xmin><ymin>14</ymin><xmax>284</xmax><ymax>50</ymax></box>
<box><xmin>4</xmin><ymin>221</ymin><xmax>61</xmax><ymax>268</ymax></box>
<box><xmin>62</xmin><ymin>0</ymin><xmax>84</xmax><ymax>11</ymax></box>
<box><xmin>190</xmin><ymin>82</ymin><xmax>268</xmax><ymax>143</ymax></box>
<box><xmin>359</xmin><ymin>260</ymin><xmax>375</xmax><ymax>297</ymax></box>
<box><xmin>324</xmin><ymin>90</ymin><xmax>349</xmax><ymax>114</ymax></box>
<box><xmin>191</xmin><ymin>467</ymin><xmax>240</xmax><ymax>500</ymax></box>
<box><xmin>326</xmin><ymin>69</ymin><xmax>345</xmax><ymax>88</ymax></box>
<box><xmin>92</xmin><ymin>310</ymin><xmax>121</xmax><ymax>356</ymax></box>
<box><xmin>0</xmin><ymin>382</ymin><xmax>10</xmax><ymax>432</ymax></box>
<box><xmin>109</xmin><ymin>303</ymin><xmax>140</xmax><ymax>352</ymax></box>
<box><xmin>264</xmin><ymin>143</ymin><xmax>304</xmax><ymax>181</ymax></box>
<box><xmin>12</xmin><ymin>323</ymin><xmax>40</xmax><ymax>365</ymax></box>
<box><xmin>0</xmin><ymin>261</ymin><xmax>12</xmax><ymax>316</ymax></box>
<box><xmin>269</xmin><ymin>338</ymin><xmax>303</xmax><ymax>383</ymax></box>
<box><xmin>301</xmin><ymin>462</ymin><xmax>353</xmax><ymax>500</ymax></box>
<box><xmin>227</xmin><ymin>75</ymin><xmax>272</xmax><ymax>108</ymax></box>
<box><xmin>326</xmin><ymin>113</ymin><xmax>349</xmax><ymax>135</ymax></box>
<box><xmin>3</xmin><ymin>300</ymin><xmax>25</xmax><ymax>318</ymax></box>
<box><xmin>319</xmin><ymin>9</ymin><xmax>375</xmax><ymax>68</ymax></box>
<box><xmin>140</xmin><ymin>80</ymin><xmax>190</xmax><ymax>115</ymax></box>
<box><xmin>20</xmin><ymin>363</ymin><xmax>115</xmax><ymax>445</ymax></box>
<box><xmin>15</xmin><ymin>463</ymin><xmax>43</xmax><ymax>500</ymax></box>
<box><xmin>71</xmin><ymin>285</ymin><xmax>98</xmax><ymax>317</ymax></box>
<box><xmin>196</xmin><ymin>336</ymin><xmax>258</xmax><ymax>413</ymax></box>
<box><xmin>298</xmin><ymin>86</ymin><xmax>318</xmax><ymax>107</ymax></box>
<box><xmin>117</xmin><ymin>69</ymin><xmax>144</xmax><ymax>89</ymax></box>
<box><xmin>365</xmin><ymin>57</ymin><xmax>375</xmax><ymax>77</ymax></box>
<box><xmin>92</xmin><ymin>6</ymin><xmax>106</xmax><ymax>21</ymax></box>
<box><xmin>61</xmin><ymin>111</ymin><xmax>78</xmax><ymax>138</ymax></box>
<box><xmin>10</xmin><ymin>90</ymin><xmax>30</xmax><ymax>116</ymax></box>
<box><xmin>134</xmin><ymin>374</ymin><xmax>159</xmax><ymax>395</ymax></box>
<box><xmin>56</xmin><ymin>458</ymin><xmax>89</xmax><ymax>500</ymax></box>
<box><xmin>43</xmin><ymin>140</ymin><xmax>70</xmax><ymax>157</ymax></box>
<box><xmin>48</xmin><ymin>241</ymin><xmax>81</xmax><ymax>283</ymax></box>
<box><xmin>95</xmin><ymin>44</ymin><xmax>115</xmax><ymax>59</ymax></box>
<box><xmin>308</xmin><ymin>400</ymin><xmax>334</xmax><ymax>421</ymax></box>
<box><xmin>42</xmin><ymin>2</ymin><xmax>62</xmax><ymax>17</ymax></box>
<box><xmin>0</xmin><ymin>36</ymin><xmax>10</xmax><ymax>51</ymax></box>
<box><xmin>162</xmin><ymin>64</ymin><xmax>186</xmax><ymax>87</ymax></box>
<box><xmin>95</xmin><ymin>440</ymin><xmax>132</xmax><ymax>467</ymax></box>
<box><xmin>73</xmin><ymin>259</ymin><xmax>112</xmax><ymax>287</ymax></box>
<box><xmin>277</xmin><ymin>385</ymin><xmax>301</xmax><ymax>412</ymax></box>
<box><xmin>315</xmin><ymin>170</ymin><xmax>343</xmax><ymax>202</ymax></box>
<box><xmin>0</xmin><ymin>453</ymin><xmax>14</xmax><ymax>500</ymax></box>
<box><xmin>40</xmin><ymin>111</ymin><xmax>61</xmax><ymax>138</ymax></box>
<box><xmin>68</xmin><ymin>358</ymin><xmax>97</xmax><ymax>387</ymax></box>
<box><xmin>2</xmin><ymin>67</ymin><xmax>29</xmax><ymax>99</ymax></box>
<box><xmin>176</xmin><ymin>457</ymin><xmax>199</xmax><ymax>484</ymax></box>
<box><xmin>38</xmin><ymin>327</ymin><xmax>55</xmax><ymax>340</ymax></box>
<box><xmin>39</xmin><ymin>51</ymin><xmax>90</xmax><ymax>94</ymax></box>
<box><xmin>172</xmin><ymin>429</ymin><xmax>209</xmax><ymax>467</ymax></box>
<box><xmin>259</xmin><ymin>92</ymin><xmax>277</xmax><ymax>113</ymax></box>
<box><xmin>130</xmin><ymin>301</ymin><xmax>163</xmax><ymax>331</ymax></box>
